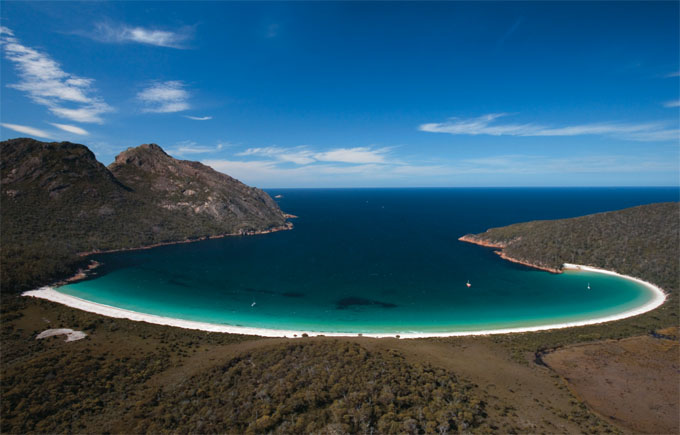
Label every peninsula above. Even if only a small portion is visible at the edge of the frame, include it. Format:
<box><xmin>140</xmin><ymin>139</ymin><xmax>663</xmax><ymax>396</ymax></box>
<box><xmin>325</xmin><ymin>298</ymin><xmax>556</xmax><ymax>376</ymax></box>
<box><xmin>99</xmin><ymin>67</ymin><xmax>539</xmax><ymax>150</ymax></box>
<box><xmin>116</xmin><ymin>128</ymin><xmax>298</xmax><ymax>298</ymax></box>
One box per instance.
<box><xmin>458</xmin><ymin>202</ymin><xmax>679</xmax><ymax>292</ymax></box>
<box><xmin>1</xmin><ymin>138</ymin><xmax>292</xmax><ymax>293</ymax></box>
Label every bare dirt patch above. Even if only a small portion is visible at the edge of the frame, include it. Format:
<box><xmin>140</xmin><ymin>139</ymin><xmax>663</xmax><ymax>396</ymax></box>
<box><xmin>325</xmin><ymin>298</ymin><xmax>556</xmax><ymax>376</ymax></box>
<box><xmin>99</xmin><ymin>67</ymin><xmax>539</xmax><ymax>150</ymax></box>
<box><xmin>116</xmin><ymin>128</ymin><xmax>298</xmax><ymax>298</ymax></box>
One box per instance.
<box><xmin>544</xmin><ymin>331</ymin><xmax>680</xmax><ymax>434</ymax></box>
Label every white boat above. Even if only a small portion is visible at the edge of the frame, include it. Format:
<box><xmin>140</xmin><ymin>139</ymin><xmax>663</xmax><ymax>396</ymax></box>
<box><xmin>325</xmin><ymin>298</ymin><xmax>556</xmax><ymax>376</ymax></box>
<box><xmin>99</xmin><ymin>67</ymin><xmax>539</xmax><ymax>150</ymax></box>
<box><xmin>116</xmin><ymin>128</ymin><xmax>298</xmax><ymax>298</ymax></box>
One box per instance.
<box><xmin>251</xmin><ymin>301</ymin><xmax>256</xmax><ymax>307</ymax></box>
<box><xmin>466</xmin><ymin>280</ymin><xmax>472</xmax><ymax>288</ymax></box>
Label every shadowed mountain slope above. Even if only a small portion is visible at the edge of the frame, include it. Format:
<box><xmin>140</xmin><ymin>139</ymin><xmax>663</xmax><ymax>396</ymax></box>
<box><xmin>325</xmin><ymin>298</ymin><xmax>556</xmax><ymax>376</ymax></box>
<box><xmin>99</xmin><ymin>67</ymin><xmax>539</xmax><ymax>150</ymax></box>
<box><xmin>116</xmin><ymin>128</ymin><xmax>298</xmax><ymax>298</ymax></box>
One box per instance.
<box><xmin>0</xmin><ymin>138</ymin><xmax>289</xmax><ymax>292</ymax></box>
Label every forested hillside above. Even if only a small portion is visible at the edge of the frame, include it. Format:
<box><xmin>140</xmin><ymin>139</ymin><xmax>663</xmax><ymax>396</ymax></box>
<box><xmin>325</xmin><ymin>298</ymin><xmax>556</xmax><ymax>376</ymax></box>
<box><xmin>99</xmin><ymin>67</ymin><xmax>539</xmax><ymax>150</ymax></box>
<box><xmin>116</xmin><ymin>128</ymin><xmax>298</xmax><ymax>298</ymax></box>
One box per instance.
<box><xmin>460</xmin><ymin>202</ymin><xmax>679</xmax><ymax>294</ymax></box>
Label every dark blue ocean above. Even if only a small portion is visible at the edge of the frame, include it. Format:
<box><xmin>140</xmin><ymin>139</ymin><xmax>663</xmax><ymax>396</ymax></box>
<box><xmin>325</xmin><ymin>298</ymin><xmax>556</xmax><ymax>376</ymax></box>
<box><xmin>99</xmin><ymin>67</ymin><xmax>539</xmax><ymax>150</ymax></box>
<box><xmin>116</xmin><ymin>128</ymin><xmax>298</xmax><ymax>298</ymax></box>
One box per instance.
<box><xmin>59</xmin><ymin>187</ymin><xmax>678</xmax><ymax>334</ymax></box>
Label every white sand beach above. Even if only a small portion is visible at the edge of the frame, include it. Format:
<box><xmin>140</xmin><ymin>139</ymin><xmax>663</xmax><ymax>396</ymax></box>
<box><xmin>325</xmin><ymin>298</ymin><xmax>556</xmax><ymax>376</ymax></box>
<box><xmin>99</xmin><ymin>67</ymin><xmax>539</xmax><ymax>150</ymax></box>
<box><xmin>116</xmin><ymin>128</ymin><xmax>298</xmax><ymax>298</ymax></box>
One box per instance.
<box><xmin>22</xmin><ymin>264</ymin><xmax>666</xmax><ymax>339</ymax></box>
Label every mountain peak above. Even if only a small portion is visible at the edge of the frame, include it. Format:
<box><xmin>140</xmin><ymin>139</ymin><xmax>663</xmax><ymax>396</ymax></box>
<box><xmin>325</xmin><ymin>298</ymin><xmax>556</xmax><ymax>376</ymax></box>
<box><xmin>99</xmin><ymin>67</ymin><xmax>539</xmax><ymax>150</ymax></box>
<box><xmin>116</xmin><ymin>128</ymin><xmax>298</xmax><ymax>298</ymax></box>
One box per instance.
<box><xmin>111</xmin><ymin>143</ymin><xmax>171</xmax><ymax>167</ymax></box>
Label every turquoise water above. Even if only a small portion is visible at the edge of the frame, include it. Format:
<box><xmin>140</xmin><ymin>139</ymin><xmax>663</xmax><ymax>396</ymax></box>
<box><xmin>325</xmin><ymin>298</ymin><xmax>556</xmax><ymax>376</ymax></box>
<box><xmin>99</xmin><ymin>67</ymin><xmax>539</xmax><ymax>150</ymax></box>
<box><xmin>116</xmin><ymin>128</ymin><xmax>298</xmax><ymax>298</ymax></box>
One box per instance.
<box><xmin>58</xmin><ymin>188</ymin><xmax>676</xmax><ymax>334</ymax></box>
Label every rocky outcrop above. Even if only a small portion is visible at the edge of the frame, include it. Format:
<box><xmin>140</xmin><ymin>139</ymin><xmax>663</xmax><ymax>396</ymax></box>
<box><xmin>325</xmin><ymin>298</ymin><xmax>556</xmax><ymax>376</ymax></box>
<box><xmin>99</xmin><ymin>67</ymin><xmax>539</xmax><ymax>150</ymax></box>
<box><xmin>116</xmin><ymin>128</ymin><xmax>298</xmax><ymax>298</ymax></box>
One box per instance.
<box><xmin>109</xmin><ymin>143</ymin><xmax>287</xmax><ymax>233</ymax></box>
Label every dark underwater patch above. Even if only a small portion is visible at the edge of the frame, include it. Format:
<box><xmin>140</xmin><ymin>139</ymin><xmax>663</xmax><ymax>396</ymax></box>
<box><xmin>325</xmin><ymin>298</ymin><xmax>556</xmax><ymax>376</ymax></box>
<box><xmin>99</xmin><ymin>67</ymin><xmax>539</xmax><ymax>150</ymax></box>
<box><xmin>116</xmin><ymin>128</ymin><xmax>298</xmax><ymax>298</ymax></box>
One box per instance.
<box><xmin>336</xmin><ymin>297</ymin><xmax>397</xmax><ymax>310</ymax></box>
<box><xmin>282</xmin><ymin>292</ymin><xmax>305</xmax><ymax>298</ymax></box>
<box><xmin>168</xmin><ymin>278</ymin><xmax>192</xmax><ymax>288</ymax></box>
<box><xmin>244</xmin><ymin>287</ymin><xmax>277</xmax><ymax>295</ymax></box>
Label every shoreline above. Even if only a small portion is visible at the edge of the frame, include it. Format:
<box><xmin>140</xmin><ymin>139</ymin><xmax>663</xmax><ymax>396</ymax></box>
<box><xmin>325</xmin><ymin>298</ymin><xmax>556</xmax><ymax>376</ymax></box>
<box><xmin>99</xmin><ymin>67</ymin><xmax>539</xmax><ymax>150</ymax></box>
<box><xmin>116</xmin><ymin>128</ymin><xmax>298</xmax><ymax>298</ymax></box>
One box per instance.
<box><xmin>458</xmin><ymin>235</ymin><xmax>562</xmax><ymax>274</ymax></box>
<box><xmin>22</xmin><ymin>264</ymin><xmax>667</xmax><ymax>339</ymax></box>
<box><xmin>76</xmin><ymin>221</ymin><xmax>293</xmax><ymax>257</ymax></box>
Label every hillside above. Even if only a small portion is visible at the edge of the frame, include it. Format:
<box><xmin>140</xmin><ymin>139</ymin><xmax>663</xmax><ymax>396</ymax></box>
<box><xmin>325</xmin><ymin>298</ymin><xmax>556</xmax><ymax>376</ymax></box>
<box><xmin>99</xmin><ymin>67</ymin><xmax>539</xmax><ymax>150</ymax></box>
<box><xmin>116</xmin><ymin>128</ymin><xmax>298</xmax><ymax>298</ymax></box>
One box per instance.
<box><xmin>108</xmin><ymin>144</ymin><xmax>286</xmax><ymax>234</ymax></box>
<box><xmin>459</xmin><ymin>202</ymin><xmax>679</xmax><ymax>295</ymax></box>
<box><xmin>1</xmin><ymin>191</ymin><xmax>676</xmax><ymax>433</ymax></box>
<box><xmin>0</xmin><ymin>138</ymin><xmax>289</xmax><ymax>292</ymax></box>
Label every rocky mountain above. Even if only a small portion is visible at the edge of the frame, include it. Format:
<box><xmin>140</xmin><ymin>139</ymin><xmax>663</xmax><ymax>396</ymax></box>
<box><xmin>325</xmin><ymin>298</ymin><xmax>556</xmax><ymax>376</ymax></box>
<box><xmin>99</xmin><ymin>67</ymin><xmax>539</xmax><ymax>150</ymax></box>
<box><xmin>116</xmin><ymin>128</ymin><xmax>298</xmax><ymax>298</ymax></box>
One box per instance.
<box><xmin>0</xmin><ymin>138</ymin><xmax>290</xmax><ymax>292</ymax></box>
<box><xmin>108</xmin><ymin>143</ymin><xmax>285</xmax><ymax>234</ymax></box>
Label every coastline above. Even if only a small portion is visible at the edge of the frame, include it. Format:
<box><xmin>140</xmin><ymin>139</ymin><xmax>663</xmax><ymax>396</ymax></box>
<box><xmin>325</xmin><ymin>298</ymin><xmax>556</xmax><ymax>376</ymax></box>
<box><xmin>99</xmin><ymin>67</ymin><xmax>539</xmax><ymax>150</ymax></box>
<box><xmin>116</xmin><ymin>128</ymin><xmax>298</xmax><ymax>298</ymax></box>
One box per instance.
<box><xmin>23</xmin><ymin>264</ymin><xmax>666</xmax><ymax>339</ymax></box>
<box><xmin>76</xmin><ymin>221</ymin><xmax>293</xmax><ymax>257</ymax></box>
<box><xmin>458</xmin><ymin>235</ymin><xmax>562</xmax><ymax>274</ymax></box>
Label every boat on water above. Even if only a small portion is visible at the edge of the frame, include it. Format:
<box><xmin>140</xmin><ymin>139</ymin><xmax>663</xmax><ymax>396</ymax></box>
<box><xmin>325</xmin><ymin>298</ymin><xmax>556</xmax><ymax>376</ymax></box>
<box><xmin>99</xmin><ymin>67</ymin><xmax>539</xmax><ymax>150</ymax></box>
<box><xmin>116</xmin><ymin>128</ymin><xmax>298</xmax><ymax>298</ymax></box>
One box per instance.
<box><xmin>587</xmin><ymin>283</ymin><xmax>591</xmax><ymax>290</ymax></box>
<box><xmin>466</xmin><ymin>280</ymin><xmax>472</xmax><ymax>288</ymax></box>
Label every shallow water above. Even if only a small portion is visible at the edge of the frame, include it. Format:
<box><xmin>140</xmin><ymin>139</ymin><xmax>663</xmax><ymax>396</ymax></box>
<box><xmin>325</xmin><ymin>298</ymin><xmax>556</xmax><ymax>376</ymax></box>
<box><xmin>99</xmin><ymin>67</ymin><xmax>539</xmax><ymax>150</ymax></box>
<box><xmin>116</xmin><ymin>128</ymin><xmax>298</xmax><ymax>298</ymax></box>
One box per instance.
<box><xmin>58</xmin><ymin>188</ymin><xmax>676</xmax><ymax>334</ymax></box>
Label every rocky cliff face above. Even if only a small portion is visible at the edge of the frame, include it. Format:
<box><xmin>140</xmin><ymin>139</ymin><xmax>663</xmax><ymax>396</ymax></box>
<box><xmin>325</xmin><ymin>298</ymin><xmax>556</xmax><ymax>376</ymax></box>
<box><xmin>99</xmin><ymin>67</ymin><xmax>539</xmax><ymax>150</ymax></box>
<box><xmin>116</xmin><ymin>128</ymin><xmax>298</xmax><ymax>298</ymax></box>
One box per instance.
<box><xmin>108</xmin><ymin>143</ymin><xmax>286</xmax><ymax>232</ymax></box>
<box><xmin>1</xmin><ymin>138</ymin><xmax>290</xmax><ymax>292</ymax></box>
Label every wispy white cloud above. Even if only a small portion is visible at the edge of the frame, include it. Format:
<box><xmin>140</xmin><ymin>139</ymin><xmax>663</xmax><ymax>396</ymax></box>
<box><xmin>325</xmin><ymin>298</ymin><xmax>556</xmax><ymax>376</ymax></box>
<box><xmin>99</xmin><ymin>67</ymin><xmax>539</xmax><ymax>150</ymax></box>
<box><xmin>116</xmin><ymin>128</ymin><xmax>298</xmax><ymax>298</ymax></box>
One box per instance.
<box><xmin>203</xmin><ymin>158</ymin><xmax>448</xmax><ymax>187</ymax></box>
<box><xmin>185</xmin><ymin>115</ymin><xmax>212</xmax><ymax>121</ymax></box>
<box><xmin>663</xmin><ymin>100</ymin><xmax>680</xmax><ymax>108</ymax></box>
<box><xmin>237</xmin><ymin>145</ymin><xmax>392</xmax><ymax>165</ymax></box>
<box><xmin>49</xmin><ymin>123</ymin><xmax>89</xmax><ymax>135</ymax></box>
<box><xmin>137</xmin><ymin>81</ymin><xmax>190</xmax><ymax>113</ymax></box>
<box><xmin>419</xmin><ymin>113</ymin><xmax>679</xmax><ymax>142</ymax></box>
<box><xmin>237</xmin><ymin>146</ymin><xmax>316</xmax><ymax>164</ymax></box>
<box><xmin>315</xmin><ymin>147</ymin><xmax>390</xmax><ymax>164</ymax></box>
<box><xmin>205</xmin><ymin>144</ymin><xmax>452</xmax><ymax>187</ymax></box>
<box><xmin>0</xmin><ymin>27</ymin><xmax>113</xmax><ymax>123</ymax></box>
<box><xmin>203</xmin><ymin>148</ymin><xmax>678</xmax><ymax>187</ymax></box>
<box><xmin>167</xmin><ymin>140</ymin><xmax>224</xmax><ymax>156</ymax></box>
<box><xmin>1</xmin><ymin>123</ymin><xmax>52</xmax><ymax>139</ymax></box>
<box><xmin>666</xmin><ymin>71</ymin><xmax>680</xmax><ymax>78</ymax></box>
<box><xmin>88</xmin><ymin>22</ymin><xmax>192</xmax><ymax>49</ymax></box>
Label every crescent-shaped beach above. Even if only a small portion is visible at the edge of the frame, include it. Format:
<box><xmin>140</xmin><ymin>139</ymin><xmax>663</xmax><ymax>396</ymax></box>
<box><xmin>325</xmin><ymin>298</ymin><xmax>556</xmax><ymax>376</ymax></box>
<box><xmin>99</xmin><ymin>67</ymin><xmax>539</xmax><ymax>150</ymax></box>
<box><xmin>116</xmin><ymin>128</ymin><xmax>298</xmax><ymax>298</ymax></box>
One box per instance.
<box><xmin>23</xmin><ymin>263</ymin><xmax>666</xmax><ymax>338</ymax></box>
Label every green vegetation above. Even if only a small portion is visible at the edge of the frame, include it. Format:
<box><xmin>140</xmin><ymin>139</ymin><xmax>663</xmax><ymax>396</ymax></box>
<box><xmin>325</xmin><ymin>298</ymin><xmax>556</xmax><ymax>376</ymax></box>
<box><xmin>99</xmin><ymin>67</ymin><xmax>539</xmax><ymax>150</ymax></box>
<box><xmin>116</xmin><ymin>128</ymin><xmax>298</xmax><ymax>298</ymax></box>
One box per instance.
<box><xmin>0</xmin><ymin>138</ymin><xmax>288</xmax><ymax>293</ymax></box>
<box><xmin>1</xmin><ymin>296</ymin><xmax>492</xmax><ymax>434</ymax></box>
<box><xmin>460</xmin><ymin>202</ymin><xmax>679</xmax><ymax>356</ymax></box>
<box><xmin>0</xmin><ymin>297</ymin><xmax>256</xmax><ymax>434</ymax></box>
<box><xmin>463</xmin><ymin>202</ymin><xmax>678</xmax><ymax>292</ymax></box>
<box><xmin>136</xmin><ymin>341</ymin><xmax>486</xmax><ymax>434</ymax></box>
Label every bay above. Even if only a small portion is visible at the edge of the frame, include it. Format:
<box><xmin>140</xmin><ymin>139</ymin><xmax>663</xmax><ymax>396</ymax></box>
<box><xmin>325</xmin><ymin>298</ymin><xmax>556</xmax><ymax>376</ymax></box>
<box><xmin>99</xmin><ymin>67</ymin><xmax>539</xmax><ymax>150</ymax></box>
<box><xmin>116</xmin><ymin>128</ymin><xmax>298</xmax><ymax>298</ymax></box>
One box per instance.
<box><xmin>58</xmin><ymin>187</ymin><xmax>677</xmax><ymax>335</ymax></box>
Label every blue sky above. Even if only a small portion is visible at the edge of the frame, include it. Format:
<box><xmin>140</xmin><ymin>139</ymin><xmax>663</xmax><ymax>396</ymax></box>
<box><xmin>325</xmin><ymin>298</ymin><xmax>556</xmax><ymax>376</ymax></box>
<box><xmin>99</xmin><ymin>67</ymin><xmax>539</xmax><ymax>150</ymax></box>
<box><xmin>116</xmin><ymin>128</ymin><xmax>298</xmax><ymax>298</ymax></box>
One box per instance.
<box><xmin>1</xmin><ymin>1</ymin><xmax>678</xmax><ymax>187</ymax></box>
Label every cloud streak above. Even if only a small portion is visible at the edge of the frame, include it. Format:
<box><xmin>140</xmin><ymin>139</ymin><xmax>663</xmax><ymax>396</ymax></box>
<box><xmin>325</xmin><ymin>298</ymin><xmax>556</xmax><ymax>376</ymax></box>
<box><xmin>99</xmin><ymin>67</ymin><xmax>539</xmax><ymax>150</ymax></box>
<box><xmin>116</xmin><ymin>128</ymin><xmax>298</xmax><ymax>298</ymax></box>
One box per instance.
<box><xmin>49</xmin><ymin>123</ymin><xmax>89</xmax><ymax>135</ymax></box>
<box><xmin>185</xmin><ymin>115</ymin><xmax>212</xmax><ymax>121</ymax></box>
<box><xmin>88</xmin><ymin>23</ymin><xmax>192</xmax><ymax>48</ymax></box>
<box><xmin>419</xmin><ymin>113</ymin><xmax>679</xmax><ymax>142</ymax></box>
<box><xmin>237</xmin><ymin>146</ymin><xmax>392</xmax><ymax>165</ymax></box>
<box><xmin>202</xmin><ymin>158</ymin><xmax>450</xmax><ymax>187</ymax></box>
<box><xmin>663</xmin><ymin>100</ymin><xmax>680</xmax><ymax>108</ymax></box>
<box><xmin>137</xmin><ymin>81</ymin><xmax>190</xmax><ymax>113</ymax></box>
<box><xmin>203</xmin><ymin>141</ymin><xmax>677</xmax><ymax>187</ymax></box>
<box><xmin>1</xmin><ymin>123</ymin><xmax>52</xmax><ymax>139</ymax></box>
<box><xmin>0</xmin><ymin>27</ymin><xmax>112</xmax><ymax>123</ymax></box>
<box><xmin>167</xmin><ymin>141</ymin><xmax>224</xmax><ymax>156</ymax></box>
<box><xmin>204</xmin><ymin>145</ymin><xmax>457</xmax><ymax>187</ymax></box>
